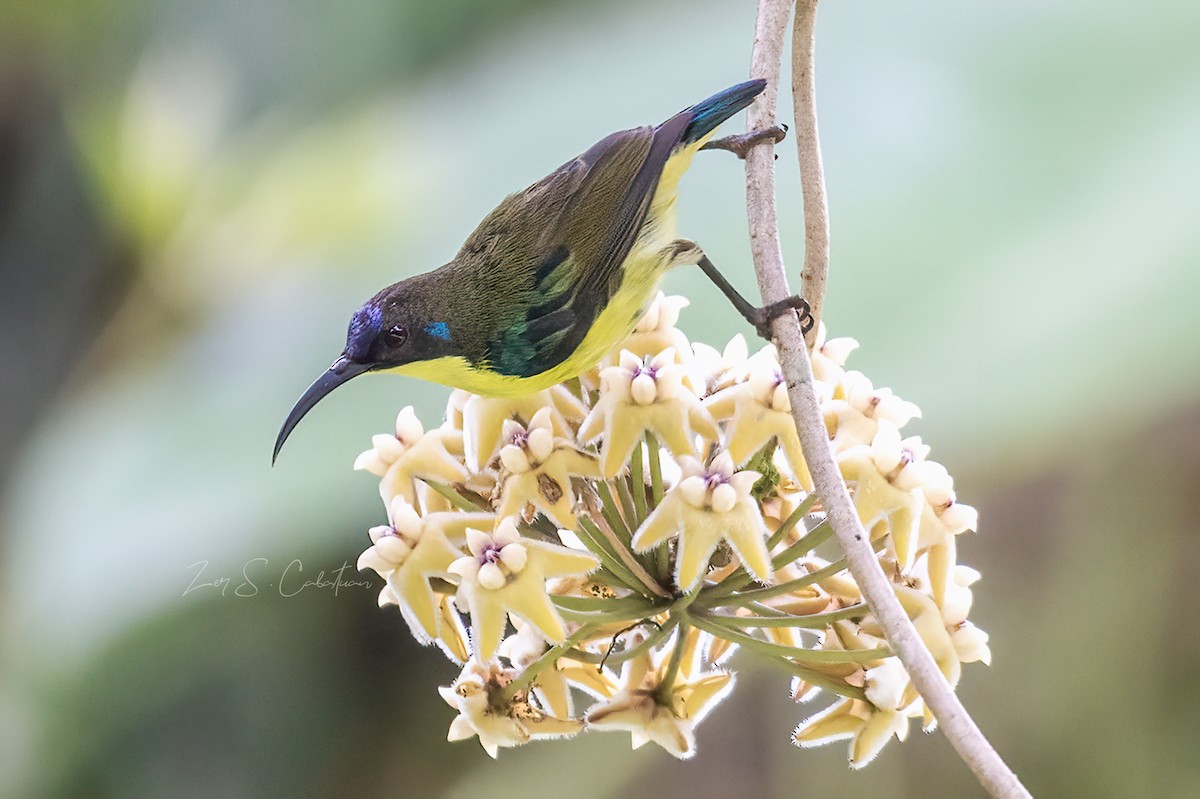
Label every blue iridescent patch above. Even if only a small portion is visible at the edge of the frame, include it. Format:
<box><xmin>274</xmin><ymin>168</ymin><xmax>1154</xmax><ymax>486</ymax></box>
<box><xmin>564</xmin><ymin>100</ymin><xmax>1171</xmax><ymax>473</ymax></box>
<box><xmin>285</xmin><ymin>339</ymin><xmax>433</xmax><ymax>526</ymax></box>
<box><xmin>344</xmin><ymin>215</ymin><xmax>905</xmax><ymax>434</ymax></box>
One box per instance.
<box><xmin>425</xmin><ymin>321</ymin><xmax>451</xmax><ymax>341</ymax></box>
<box><xmin>346</xmin><ymin>305</ymin><xmax>382</xmax><ymax>361</ymax></box>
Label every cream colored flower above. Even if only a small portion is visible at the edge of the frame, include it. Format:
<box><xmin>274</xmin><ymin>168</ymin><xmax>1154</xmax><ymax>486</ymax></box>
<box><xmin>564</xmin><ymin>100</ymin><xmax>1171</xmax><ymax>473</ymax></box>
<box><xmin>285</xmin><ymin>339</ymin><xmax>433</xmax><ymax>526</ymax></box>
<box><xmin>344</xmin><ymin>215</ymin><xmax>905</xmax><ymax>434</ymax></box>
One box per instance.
<box><xmin>375</xmin><ymin>585</ymin><xmax>472</xmax><ymax>662</ymax></box>
<box><xmin>794</xmin><ymin>697</ymin><xmax>910</xmax><ymax>769</ymax></box>
<box><xmin>840</xmin><ymin>421</ymin><xmax>977</xmax><ymax>598</ymax></box>
<box><xmin>785</xmin><ymin>617</ymin><xmax>883</xmax><ymax>703</ymax></box>
<box><xmin>938</xmin><ymin>563</ymin><xmax>979</xmax><ymax>625</ymax></box>
<box><xmin>951</xmin><ymin>620</ymin><xmax>991</xmax><ymax>666</ymax></box>
<box><xmin>703</xmin><ymin>356</ymin><xmax>813</xmax><ymax>490</ymax></box>
<box><xmin>840</xmin><ymin>370</ymin><xmax>923</xmax><ymax>428</ymax></box>
<box><xmin>343</xmin><ymin>324</ymin><xmax>990</xmax><ymax>768</ymax></box>
<box><xmin>918</xmin><ymin>561</ymin><xmax>992</xmax><ymax>666</ymax></box>
<box><xmin>444</xmin><ymin>388</ymin><xmax>472</xmax><ymax>431</ymax></box>
<box><xmin>448</xmin><ymin>518</ymin><xmax>599</xmax><ymax>660</ymax></box>
<box><xmin>864</xmin><ymin>658</ymin><xmax>913</xmax><ymax>713</ymax></box>
<box><xmin>354</xmin><ymin>407</ymin><xmax>469</xmax><ymax>506</ymax></box>
<box><xmin>896</xmin><ymin>445</ymin><xmax>978</xmax><ymax>608</ymax></box>
<box><xmin>691</xmin><ymin>334</ymin><xmax>750</xmax><ymax>396</ymax></box>
<box><xmin>809</xmin><ymin>322</ymin><xmax>860</xmax><ymax>386</ymax></box>
<box><xmin>853</xmin><ymin>586</ymin><xmax>977</xmax><ymax>732</ymax></box>
<box><xmin>823</xmin><ymin>399</ymin><xmax>878</xmax><ymax>453</ymax></box>
<box><xmin>496</xmin><ymin>616</ymin><xmax>548</xmax><ymax>669</ymax></box>
<box><xmin>837</xmin><ymin>421</ymin><xmax>924</xmax><ymax>569</ymax></box>
<box><xmin>498</xmin><ymin>619</ymin><xmax>615</xmax><ymax>718</ymax></box>
<box><xmin>440</xmin><ymin>661</ymin><xmax>583</xmax><ymax>757</ymax></box>
<box><xmin>579</xmin><ymin>349</ymin><xmax>718</xmax><ymax>477</ymax></box>
<box><xmin>585</xmin><ymin>632</ymin><xmax>734</xmax><ymax>758</ymax></box>
<box><xmin>632</xmin><ymin>452</ymin><xmax>770</xmax><ymax>592</ymax></box>
<box><xmin>612</xmin><ymin>292</ymin><xmax>694</xmax><ymax>366</ymax></box>
<box><xmin>892</xmin><ymin>586</ymin><xmax>961</xmax><ymax>689</ymax></box>
<box><xmin>357</xmin><ymin>497</ymin><xmax>490</xmax><ymax>645</ymax></box>
<box><xmin>495</xmin><ymin>407</ymin><xmax>601</xmax><ymax>528</ymax></box>
<box><xmin>824</xmin><ymin>371</ymin><xmax>921</xmax><ymax>454</ymax></box>
<box><xmin>461</xmin><ymin>387</ymin><xmax>588</xmax><ymax>471</ymax></box>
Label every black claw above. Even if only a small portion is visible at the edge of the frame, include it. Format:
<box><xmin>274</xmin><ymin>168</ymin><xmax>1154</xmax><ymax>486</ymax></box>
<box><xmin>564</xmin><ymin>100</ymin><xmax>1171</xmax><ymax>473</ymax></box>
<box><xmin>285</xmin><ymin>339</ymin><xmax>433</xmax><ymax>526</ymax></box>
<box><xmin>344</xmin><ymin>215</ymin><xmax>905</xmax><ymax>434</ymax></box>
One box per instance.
<box><xmin>701</xmin><ymin>125</ymin><xmax>788</xmax><ymax>160</ymax></box>
<box><xmin>752</xmin><ymin>295</ymin><xmax>813</xmax><ymax>341</ymax></box>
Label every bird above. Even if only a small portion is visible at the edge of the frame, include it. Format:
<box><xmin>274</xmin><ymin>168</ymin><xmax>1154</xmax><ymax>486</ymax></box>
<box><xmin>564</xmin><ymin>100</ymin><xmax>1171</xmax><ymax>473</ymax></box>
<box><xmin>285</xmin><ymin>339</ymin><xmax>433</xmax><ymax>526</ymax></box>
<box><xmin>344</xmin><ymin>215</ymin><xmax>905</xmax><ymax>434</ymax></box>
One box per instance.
<box><xmin>274</xmin><ymin>79</ymin><xmax>812</xmax><ymax>462</ymax></box>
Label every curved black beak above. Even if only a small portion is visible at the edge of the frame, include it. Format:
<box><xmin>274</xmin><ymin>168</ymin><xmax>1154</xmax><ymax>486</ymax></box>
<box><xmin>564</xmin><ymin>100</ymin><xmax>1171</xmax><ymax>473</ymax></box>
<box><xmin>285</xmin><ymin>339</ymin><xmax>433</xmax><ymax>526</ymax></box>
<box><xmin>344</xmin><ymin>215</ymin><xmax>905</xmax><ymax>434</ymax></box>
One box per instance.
<box><xmin>273</xmin><ymin>356</ymin><xmax>371</xmax><ymax>464</ymax></box>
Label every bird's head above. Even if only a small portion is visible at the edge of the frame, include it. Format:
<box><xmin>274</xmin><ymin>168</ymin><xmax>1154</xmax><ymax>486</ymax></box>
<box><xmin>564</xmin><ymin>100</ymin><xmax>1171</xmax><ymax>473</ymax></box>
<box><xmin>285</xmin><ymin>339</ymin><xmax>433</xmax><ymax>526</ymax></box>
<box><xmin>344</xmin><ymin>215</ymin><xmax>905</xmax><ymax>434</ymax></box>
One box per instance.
<box><xmin>273</xmin><ymin>283</ymin><xmax>453</xmax><ymax>463</ymax></box>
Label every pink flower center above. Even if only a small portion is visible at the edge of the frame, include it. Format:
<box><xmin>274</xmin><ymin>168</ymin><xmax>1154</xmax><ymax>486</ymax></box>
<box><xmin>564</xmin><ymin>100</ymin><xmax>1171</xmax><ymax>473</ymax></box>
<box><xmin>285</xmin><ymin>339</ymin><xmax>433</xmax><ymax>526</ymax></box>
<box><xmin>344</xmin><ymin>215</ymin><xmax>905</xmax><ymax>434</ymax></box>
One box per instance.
<box><xmin>704</xmin><ymin>472</ymin><xmax>730</xmax><ymax>490</ymax></box>
<box><xmin>633</xmin><ymin>364</ymin><xmax>659</xmax><ymax>379</ymax></box>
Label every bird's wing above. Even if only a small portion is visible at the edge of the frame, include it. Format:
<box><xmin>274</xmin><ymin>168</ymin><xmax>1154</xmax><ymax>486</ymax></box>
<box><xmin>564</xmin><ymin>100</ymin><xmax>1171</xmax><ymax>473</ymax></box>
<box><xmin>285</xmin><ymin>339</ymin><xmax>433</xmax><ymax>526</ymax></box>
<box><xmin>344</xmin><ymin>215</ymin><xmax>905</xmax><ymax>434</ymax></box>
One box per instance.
<box><xmin>475</xmin><ymin>115</ymin><xmax>691</xmax><ymax>378</ymax></box>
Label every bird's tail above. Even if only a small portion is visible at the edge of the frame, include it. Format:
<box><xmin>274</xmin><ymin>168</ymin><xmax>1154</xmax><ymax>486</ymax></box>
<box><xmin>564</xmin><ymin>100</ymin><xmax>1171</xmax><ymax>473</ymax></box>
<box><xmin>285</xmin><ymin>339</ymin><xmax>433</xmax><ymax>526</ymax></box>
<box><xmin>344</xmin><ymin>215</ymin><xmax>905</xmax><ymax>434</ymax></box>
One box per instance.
<box><xmin>678</xmin><ymin>79</ymin><xmax>767</xmax><ymax>145</ymax></box>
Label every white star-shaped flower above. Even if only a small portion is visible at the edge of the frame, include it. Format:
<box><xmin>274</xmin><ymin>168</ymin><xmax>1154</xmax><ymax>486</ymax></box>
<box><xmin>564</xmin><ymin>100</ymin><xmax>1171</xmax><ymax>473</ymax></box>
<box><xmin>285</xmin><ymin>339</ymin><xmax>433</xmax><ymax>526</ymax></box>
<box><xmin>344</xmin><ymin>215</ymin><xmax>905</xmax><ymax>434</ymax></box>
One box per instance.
<box><xmin>353</xmin><ymin>407</ymin><xmax>469</xmax><ymax>506</ymax></box>
<box><xmin>632</xmin><ymin>452</ymin><xmax>770</xmax><ymax>592</ymax></box>
<box><xmin>440</xmin><ymin>661</ymin><xmax>583</xmax><ymax>757</ymax></box>
<box><xmin>703</xmin><ymin>357</ymin><xmax>814</xmax><ymax>491</ymax></box>
<box><xmin>608</xmin><ymin>292</ymin><xmax>694</xmax><ymax>368</ymax></box>
<box><xmin>495</xmin><ymin>407</ymin><xmax>601</xmax><ymax>528</ymax></box>
<box><xmin>809</xmin><ymin>322</ymin><xmax>860</xmax><ymax>386</ymax></box>
<box><xmin>579</xmin><ymin>349</ymin><xmax>718</xmax><ymax>478</ymax></box>
<box><xmin>357</xmin><ymin>496</ymin><xmax>491</xmax><ymax>648</ymax></box>
<box><xmin>448</xmin><ymin>518</ymin><xmax>599</xmax><ymax>660</ymax></box>
<box><xmin>585</xmin><ymin>631</ymin><xmax>734</xmax><ymax>758</ymax></box>
<box><xmin>497</xmin><ymin>619</ymin><xmax>615</xmax><ymax>718</ymax></box>
<box><xmin>794</xmin><ymin>697</ymin><xmax>911</xmax><ymax>769</ymax></box>
<box><xmin>460</xmin><ymin>387</ymin><xmax>588</xmax><ymax>472</ymax></box>
<box><xmin>691</xmin><ymin>334</ymin><xmax>750</xmax><ymax>396</ymax></box>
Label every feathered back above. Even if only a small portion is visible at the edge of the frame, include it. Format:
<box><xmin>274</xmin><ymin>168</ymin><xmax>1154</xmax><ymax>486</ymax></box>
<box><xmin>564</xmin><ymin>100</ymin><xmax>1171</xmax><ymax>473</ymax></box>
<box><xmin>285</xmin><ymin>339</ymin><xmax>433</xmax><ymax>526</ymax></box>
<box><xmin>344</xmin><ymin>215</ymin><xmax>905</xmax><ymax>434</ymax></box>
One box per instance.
<box><xmin>403</xmin><ymin>80</ymin><xmax>768</xmax><ymax>378</ymax></box>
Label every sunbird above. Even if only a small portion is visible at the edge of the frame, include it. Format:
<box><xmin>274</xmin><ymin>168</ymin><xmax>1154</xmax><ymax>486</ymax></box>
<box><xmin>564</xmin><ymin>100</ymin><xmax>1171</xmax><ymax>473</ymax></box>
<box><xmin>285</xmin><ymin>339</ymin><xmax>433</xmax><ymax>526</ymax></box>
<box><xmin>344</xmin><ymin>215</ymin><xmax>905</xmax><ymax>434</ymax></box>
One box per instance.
<box><xmin>275</xmin><ymin>79</ymin><xmax>811</xmax><ymax>462</ymax></box>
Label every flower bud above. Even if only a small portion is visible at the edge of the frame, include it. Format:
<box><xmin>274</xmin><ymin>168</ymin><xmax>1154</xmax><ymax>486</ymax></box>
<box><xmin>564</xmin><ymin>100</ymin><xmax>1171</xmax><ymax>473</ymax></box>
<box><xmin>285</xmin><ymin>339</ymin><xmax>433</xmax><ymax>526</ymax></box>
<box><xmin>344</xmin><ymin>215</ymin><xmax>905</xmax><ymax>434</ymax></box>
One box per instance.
<box><xmin>631</xmin><ymin>373</ymin><xmax>658</xmax><ymax>405</ymax></box>
<box><xmin>374</xmin><ymin>535</ymin><xmax>412</xmax><ymax>562</ymax></box>
<box><xmin>938</xmin><ymin>502</ymin><xmax>978</xmax><ymax>534</ymax></box>
<box><xmin>710</xmin><ymin>482</ymin><xmax>737</xmax><ymax>513</ymax></box>
<box><xmin>526</xmin><ymin>427</ymin><xmax>554</xmax><ymax>462</ymax></box>
<box><xmin>478</xmin><ymin>561</ymin><xmax>507</xmax><ymax>590</ymax></box>
<box><xmin>499</xmin><ymin>444</ymin><xmax>531</xmax><ymax>474</ymax></box>
<box><xmin>679</xmin><ymin>475</ymin><xmax>708</xmax><ymax>509</ymax></box>
<box><xmin>499</xmin><ymin>542</ymin><xmax>528</xmax><ymax>573</ymax></box>
<box><xmin>395</xmin><ymin>406</ymin><xmax>425</xmax><ymax>443</ymax></box>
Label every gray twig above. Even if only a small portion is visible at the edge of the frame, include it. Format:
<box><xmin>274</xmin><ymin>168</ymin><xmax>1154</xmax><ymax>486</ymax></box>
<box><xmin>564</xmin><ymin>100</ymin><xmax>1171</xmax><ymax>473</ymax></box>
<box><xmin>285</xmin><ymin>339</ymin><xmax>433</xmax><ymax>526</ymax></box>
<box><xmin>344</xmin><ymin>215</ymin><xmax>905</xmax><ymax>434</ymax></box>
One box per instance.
<box><xmin>741</xmin><ymin>1</ymin><xmax>1032</xmax><ymax>796</ymax></box>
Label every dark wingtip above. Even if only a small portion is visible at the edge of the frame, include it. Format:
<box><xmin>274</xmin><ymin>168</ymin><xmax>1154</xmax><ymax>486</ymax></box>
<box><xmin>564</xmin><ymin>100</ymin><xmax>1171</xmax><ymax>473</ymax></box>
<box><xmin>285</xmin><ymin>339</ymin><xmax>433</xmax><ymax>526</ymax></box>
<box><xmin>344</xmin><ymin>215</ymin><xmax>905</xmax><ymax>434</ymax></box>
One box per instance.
<box><xmin>681</xmin><ymin>80</ymin><xmax>771</xmax><ymax>144</ymax></box>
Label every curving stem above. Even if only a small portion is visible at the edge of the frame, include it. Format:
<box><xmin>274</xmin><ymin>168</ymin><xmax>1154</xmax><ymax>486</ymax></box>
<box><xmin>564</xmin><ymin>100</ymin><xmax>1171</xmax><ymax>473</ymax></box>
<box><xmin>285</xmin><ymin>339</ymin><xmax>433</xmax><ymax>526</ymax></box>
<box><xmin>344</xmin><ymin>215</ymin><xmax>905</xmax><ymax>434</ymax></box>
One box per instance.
<box><xmin>741</xmin><ymin>1</ymin><xmax>1032</xmax><ymax>796</ymax></box>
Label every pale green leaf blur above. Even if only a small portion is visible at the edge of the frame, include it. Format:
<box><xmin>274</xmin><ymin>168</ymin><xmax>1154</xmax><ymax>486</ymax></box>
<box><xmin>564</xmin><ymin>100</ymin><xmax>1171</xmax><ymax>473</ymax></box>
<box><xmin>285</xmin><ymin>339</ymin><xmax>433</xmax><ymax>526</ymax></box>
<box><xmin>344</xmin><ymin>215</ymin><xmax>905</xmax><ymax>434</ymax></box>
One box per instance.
<box><xmin>1</xmin><ymin>0</ymin><xmax>1197</xmax><ymax>797</ymax></box>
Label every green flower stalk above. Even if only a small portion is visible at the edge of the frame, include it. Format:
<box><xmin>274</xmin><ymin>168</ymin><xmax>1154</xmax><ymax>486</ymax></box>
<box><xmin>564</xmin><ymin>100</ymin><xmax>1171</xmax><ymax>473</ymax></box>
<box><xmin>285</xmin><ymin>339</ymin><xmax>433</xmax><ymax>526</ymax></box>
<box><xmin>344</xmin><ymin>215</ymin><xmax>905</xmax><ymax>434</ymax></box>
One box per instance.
<box><xmin>352</xmin><ymin>293</ymin><xmax>988</xmax><ymax>765</ymax></box>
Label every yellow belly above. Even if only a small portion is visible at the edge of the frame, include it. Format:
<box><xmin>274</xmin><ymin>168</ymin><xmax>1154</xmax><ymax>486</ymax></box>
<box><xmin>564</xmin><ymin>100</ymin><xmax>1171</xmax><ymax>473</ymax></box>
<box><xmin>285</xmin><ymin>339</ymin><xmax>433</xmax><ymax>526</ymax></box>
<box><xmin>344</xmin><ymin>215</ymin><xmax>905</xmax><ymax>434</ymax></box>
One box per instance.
<box><xmin>391</xmin><ymin>138</ymin><xmax>708</xmax><ymax>398</ymax></box>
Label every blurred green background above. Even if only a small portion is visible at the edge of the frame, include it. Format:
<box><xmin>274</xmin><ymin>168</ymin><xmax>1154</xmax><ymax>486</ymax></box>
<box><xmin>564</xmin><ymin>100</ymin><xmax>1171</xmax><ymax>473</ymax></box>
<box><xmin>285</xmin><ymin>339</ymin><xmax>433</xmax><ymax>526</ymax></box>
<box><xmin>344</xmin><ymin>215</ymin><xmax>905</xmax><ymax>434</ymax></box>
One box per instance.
<box><xmin>2</xmin><ymin>0</ymin><xmax>1197</xmax><ymax>796</ymax></box>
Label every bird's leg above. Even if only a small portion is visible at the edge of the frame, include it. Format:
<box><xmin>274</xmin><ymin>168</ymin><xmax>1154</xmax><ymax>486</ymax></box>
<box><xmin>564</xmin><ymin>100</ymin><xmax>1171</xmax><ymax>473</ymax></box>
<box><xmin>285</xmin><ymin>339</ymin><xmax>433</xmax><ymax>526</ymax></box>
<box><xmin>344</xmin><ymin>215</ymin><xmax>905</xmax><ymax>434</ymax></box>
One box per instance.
<box><xmin>701</xmin><ymin>125</ymin><xmax>788</xmax><ymax>160</ymax></box>
<box><xmin>695</xmin><ymin>254</ymin><xmax>813</xmax><ymax>340</ymax></box>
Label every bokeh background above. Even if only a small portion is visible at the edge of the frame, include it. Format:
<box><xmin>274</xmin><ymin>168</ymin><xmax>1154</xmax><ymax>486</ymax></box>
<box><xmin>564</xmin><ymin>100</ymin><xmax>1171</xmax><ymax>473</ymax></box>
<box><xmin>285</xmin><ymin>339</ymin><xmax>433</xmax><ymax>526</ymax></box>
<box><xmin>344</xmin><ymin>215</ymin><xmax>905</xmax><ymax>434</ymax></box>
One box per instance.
<box><xmin>2</xmin><ymin>0</ymin><xmax>1198</xmax><ymax>796</ymax></box>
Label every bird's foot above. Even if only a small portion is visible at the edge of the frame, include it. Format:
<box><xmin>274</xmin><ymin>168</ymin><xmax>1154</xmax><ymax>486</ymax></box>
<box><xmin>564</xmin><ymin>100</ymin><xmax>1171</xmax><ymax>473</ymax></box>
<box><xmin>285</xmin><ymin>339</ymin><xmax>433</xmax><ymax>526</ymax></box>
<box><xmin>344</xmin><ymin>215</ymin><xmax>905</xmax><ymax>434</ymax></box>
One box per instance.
<box><xmin>701</xmin><ymin>125</ymin><xmax>788</xmax><ymax>160</ymax></box>
<box><xmin>751</xmin><ymin>294</ymin><xmax>813</xmax><ymax>340</ymax></box>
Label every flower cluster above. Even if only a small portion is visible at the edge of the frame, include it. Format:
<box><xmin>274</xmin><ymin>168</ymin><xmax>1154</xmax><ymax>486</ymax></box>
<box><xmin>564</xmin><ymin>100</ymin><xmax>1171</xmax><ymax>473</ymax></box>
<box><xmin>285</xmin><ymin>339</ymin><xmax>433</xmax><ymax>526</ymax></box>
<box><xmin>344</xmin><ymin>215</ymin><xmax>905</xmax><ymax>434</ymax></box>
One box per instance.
<box><xmin>353</xmin><ymin>292</ymin><xmax>988</xmax><ymax>767</ymax></box>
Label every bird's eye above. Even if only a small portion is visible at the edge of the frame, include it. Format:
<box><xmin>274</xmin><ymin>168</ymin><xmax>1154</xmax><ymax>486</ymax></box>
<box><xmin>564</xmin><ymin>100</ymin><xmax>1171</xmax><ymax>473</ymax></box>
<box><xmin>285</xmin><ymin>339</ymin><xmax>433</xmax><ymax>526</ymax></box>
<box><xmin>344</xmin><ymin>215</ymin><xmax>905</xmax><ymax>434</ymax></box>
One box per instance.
<box><xmin>385</xmin><ymin>325</ymin><xmax>408</xmax><ymax>347</ymax></box>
